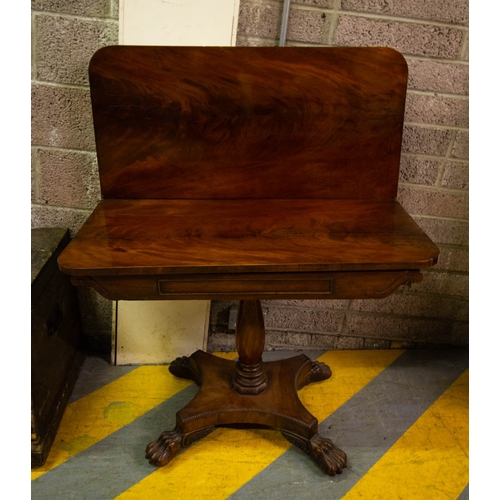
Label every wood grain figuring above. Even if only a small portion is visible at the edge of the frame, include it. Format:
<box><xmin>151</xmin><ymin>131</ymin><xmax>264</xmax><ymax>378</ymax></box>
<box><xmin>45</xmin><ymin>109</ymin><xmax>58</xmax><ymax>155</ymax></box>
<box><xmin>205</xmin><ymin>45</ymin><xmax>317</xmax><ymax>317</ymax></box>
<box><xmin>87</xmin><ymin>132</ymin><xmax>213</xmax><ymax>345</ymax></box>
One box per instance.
<box><xmin>89</xmin><ymin>46</ymin><xmax>407</xmax><ymax>200</ymax></box>
<box><xmin>56</xmin><ymin>46</ymin><xmax>440</xmax><ymax>476</ymax></box>
<box><xmin>58</xmin><ymin>199</ymin><xmax>438</xmax><ymax>278</ymax></box>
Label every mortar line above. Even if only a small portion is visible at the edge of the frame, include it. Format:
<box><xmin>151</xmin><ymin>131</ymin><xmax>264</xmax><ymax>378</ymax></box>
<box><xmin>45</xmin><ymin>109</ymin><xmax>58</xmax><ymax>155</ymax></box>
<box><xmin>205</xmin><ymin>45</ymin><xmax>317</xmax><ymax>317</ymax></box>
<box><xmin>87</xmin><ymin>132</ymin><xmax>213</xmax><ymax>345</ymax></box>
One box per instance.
<box><xmin>31</xmin><ymin>9</ymin><xmax>119</xmax><ymax>24</ymax></box>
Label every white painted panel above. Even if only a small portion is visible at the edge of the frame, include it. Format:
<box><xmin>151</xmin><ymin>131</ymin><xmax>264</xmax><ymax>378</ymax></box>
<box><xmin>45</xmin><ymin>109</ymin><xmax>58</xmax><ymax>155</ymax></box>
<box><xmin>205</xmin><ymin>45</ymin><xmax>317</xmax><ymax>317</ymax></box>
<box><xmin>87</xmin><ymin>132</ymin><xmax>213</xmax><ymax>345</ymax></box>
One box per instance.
<box><xmin>113</xmin><ymin>0</ymin><xmax>240</xmax><ymax>365</ymax></box>
<box><xmin>115</xmin><ymin>301</ymin><xmax>210</xmax><ymax>365</ymax></box>
<box><xmin>119</xmin><ymin>0</ymin><xmax>240</xmax><ymax>46</ymax></box>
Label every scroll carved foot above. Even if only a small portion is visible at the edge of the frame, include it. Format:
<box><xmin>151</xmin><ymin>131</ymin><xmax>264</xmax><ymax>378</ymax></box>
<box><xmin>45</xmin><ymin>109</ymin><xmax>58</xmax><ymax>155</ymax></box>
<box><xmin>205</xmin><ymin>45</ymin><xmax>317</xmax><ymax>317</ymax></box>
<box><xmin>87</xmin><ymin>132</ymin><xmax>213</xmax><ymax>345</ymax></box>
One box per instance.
<box><xmin>169</xmin><ymin>356</ymin><xmax>201</xmax><ymax>384</ymax></box>
<box><xmin>146</xmin><ymin>426</ymin><xmax>215</xmax><ymax>467</ymax></box>
<box><xmin>281</xmin><ymin>430</ymin><xmax>347</xmax><ymax>476</ymax></box>
<box><xmin>298</xmin><ymin>361</ymin><xmax>332</xmax><ymax>389</ymax></box>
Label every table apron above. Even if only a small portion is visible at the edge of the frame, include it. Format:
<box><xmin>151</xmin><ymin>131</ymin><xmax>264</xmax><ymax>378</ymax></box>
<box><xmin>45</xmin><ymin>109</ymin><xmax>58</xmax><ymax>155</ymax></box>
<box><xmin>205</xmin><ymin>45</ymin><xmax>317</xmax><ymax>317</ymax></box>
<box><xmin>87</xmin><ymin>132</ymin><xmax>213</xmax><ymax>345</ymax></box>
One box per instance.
<box><xmin>71</xmin><ymin>270</ymin><xmax>423</xmax><ymax>301</ymax></box>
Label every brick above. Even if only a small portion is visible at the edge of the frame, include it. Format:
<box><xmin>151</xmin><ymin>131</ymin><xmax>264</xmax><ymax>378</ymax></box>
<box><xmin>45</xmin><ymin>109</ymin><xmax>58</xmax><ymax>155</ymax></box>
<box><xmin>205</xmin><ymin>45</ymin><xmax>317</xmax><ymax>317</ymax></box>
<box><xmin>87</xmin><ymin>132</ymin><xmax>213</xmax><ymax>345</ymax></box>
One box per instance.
<box><xmin>350</xmin><ymin>293</ymin><xmax>468</xmax><ymax>321</ymax></box>
<box><xmin>287</xmin><ymin>8</ymin><xmax>330</xmax><ymax>44</ymax></box>
<box><xmin>334</xmin><ymin>336</ymin><xmax>364</xmax><ymax>349</ymax></box>
<box><xmin>309</xmin><ymin>334</ymin><xmax>336</xmax><ymax>349</ymax></box>
<box><xmin>32</xmin><ymin>0</ymin><xmax>111</xmax><ymax>17</ymax></box>
<box><xmin>32</xmin><ymin>149</ymin><xmax>40</xmax><ymax>202</ymax></box>
<box><xmin>452</xmin><ymin>131</ymin><xmax>469</xmax><ymax>159</ymax></box>
<box><xmin>208</xmin><ymin>332</ymin><xmax>236</xmax><ymax>352</ymax></box>
<box><xmin>343</xmin><ymin>314</ymin><xmax>462</xmax><ymax>344</ymax></box>
<box><xmin>433</xmin><ymin>245</ymin><xmax>468</xmax><ymax>272</ymax></box>
<box><xmin>402</xmin><ymin>125</ymin><xmax>452</xmax><ymax>156</ymax></box>
<box><xmin>237</xmin><ymin>3</ymin><xmax>281</xmax><ymax>39</ymax></box>
<box><xmin>37</xmin><ymin>149</ymin><xmax>101</xmax><ymax>209</ymax></box>
<box><xmin>363</xmin><ymin>338</ymin><xmax>391</xmax><ymax>349</ymax></box>
<box><xmin>413</xmin><ymin>271</ymin><xmax>468</xmax><ymax>297</ymax></box>
<box><xmin>263</xmin><ymin>306</ymin><xmax>343</xmax><ymax>333</ymax></box>
<box><xmin>398</xmin><ymin>186</ymin><xmax>468</xmax><ymax>219</ymax></box>
<box><xmin>340</xmin><ymin>0</ymin><xmax>468</xmax><ymax>26</ymax></box>
<box><xmin>31</xmin><ymin>204</ymin><xmax>91</xmax><ymax>236</ymax></box>
<box><xmin>262</xmin><ymin>299</ymin><xmax>349</xmax><ymax>309</ymax></box>
<box><xmin>413</xmin><ymin>216</ymin><xmax>468</xmax><ymax>246</ymax></box>
<box><xmin>34</xmin><ymin>14</ymin><xmax>118</xmax><ymax>86</ymax></box>
<box><xmin>334</xmin><ymin>16</ymin><xmax>464</xmax><ymax>58</ymax></box>
<box><xmin>31</xmin><ymin>83</ymin><xmax>95</xmax><ymax>150</ymax></box>
<box><xmin>405</xmin><ymin>94</ymin><xmax>468</xmax><ymax>128</ymax></box>
<box><xmin>406</xmin><ymin>59</ymin><xmax>469</xmax><ymax>95</ymax></box>
<box><xmin>111</xmin><ymin>0</ymin><xmax>119</xmax><ymax>20</ymax></box>
<box><xmin>295</xmin><ymin>0</ymin><xmax>335</xmax><ymax>8</ymax></box>
<box><xmin>266</xmin><ymin>330</ymin><xmax>313</xmax><ymax>348</ymax></box>
<box><xmin>399</xmin><ymin>156</ymin><xmax>439</xmax><ymax>186</ymax></box>
<box><xmin>441</xmin><ymin>161</ymin><xmax>468</xmax><ymax>190</ymax></box>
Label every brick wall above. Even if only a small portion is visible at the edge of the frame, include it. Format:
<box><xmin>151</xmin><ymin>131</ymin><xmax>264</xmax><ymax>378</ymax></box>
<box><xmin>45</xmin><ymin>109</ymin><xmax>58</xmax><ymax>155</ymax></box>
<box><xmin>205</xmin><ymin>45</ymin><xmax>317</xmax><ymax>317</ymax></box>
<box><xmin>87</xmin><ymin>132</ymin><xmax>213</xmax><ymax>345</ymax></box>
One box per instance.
<box><xmin>31</xmin><ymin>0</ymin><xmax>468</xmax><ymax>353</ymax></box>
<box><xmin>209</xmin><ymin>0</ymin><xmax>469</xmax><ymax>351</ymax></box>
<box><xmin>31</xmin><ymin>0</ymin><xmax>119</xmax><ymax>352</ymax></box>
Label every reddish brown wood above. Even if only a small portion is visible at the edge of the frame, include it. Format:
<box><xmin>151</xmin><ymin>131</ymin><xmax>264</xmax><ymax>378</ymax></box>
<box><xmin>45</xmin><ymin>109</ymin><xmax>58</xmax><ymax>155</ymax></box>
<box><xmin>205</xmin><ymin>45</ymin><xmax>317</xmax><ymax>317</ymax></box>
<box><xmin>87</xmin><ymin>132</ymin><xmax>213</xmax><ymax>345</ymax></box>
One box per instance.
<box><xmin>232</xmin><ymin>300</ymin><xmax>268</xmax><ymax>394</ymax></box>
<box><xmin>58</xmin><ymin>199</ymin><xmax>438</xmax><ymax>278</ymax></box>
<box><xmin>146</xmin><ymin>349</ymin><xmax>347</xmax><ymax>475</ymax></box>
<box><xmin>57</xmin><ymin>46</ymin><xmax>440</xmax><ymax>476</ymax></box>
<box><xmin>89</xmin><ymin>46</ymin><xmax>407</xmax><ymax>201</ymax></box>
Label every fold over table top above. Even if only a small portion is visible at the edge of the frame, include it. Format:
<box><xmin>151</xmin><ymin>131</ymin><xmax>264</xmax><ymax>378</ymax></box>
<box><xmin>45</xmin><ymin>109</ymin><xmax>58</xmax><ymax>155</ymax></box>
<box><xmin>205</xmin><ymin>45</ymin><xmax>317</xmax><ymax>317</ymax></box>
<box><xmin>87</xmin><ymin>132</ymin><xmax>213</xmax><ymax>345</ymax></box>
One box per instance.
<box><xmin>59</xmin><ymin>198</ymin><xmax>438</xmax><ymax>277</ymax></box>
<box><xmin>58</xmin><ymin>46</ymin><xmax>439</xmax><ymax>296</ymax></box>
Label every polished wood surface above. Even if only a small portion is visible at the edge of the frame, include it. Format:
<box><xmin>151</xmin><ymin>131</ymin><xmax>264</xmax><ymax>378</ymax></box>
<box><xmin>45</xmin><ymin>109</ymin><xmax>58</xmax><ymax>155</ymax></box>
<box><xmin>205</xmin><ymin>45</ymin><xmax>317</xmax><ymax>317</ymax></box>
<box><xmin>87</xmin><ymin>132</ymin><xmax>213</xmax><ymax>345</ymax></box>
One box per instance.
<box><xmin>58</xmin><ymin>199</ymin><xmax>438</xmax><ymax>277</ymax></box>
<box><xmin>58</xmin><ymin>46</ymin><xmax>438</xmax><ymax>476</ymax></box>
<box><xmin>89</xmin><ymin>46</ymin><xmax>407</xmax><ymax>200</ymax></box>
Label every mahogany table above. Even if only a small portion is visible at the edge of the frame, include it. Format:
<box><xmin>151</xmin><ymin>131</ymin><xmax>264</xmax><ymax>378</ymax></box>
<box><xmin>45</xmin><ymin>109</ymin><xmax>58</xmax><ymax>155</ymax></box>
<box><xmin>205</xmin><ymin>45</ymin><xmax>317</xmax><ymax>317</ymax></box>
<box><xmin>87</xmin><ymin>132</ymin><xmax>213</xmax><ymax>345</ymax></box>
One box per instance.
<box><xmin>58</xmin><ymin>46</ymin><xmax>439</xmax><ymax>476</ymax></box>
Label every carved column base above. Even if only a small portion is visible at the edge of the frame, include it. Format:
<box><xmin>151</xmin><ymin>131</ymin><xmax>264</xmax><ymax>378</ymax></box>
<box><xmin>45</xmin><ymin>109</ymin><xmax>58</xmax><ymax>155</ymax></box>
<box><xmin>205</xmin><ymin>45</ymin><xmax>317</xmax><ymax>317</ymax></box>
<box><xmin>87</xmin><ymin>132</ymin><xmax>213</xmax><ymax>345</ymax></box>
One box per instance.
<box><xmin>146</xmin><ymin>350</ymin><xmax>347</xmax><ymax>476</ymax></box>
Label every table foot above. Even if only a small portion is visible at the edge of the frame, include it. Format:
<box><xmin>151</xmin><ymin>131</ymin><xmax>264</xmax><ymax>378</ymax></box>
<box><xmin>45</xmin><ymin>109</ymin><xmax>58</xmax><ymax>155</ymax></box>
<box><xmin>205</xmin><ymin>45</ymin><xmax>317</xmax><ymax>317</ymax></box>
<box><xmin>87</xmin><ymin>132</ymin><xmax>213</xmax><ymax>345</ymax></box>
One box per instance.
<box><xmin>145</xmin><ymin>426</ymin><xmax>215</xmax><ymax>466</ymax></box>
<box><xmin>281</xmin><ymin>430</ymin><xmax>348</xmax><ymax>476</ymax></box>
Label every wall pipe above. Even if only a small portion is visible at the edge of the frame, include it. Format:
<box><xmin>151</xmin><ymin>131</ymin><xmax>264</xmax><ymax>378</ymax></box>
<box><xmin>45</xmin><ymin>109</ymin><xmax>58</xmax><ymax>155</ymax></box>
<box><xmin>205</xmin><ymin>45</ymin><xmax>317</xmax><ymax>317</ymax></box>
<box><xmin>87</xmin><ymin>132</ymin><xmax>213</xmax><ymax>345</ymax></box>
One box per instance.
<box><xmin>278</xmin><ymin>0</ymin><xmax>291</xmax><ymax>47</ymax></box>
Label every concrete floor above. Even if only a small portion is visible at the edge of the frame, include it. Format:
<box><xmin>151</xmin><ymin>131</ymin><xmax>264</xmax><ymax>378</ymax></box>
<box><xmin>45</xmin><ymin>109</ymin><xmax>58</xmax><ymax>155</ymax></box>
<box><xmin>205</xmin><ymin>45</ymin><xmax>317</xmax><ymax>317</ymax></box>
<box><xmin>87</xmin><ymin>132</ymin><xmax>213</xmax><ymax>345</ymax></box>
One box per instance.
<box><xmin>31</xmin><ymin>348</ymin><xmax>468</xmax><ymax>499</ymax></box>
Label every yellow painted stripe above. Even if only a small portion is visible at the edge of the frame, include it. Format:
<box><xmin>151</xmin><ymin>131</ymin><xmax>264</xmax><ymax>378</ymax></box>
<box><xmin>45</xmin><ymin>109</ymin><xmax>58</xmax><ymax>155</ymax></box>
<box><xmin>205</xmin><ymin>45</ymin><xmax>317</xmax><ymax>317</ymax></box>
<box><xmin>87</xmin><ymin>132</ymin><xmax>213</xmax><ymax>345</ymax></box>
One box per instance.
<box><xmin>342</xmin><ymin>369</ymin><xmax>469</xmax><ymax>500</ymax></box>
<box><xmin>116</xmin><ymin>349</ymin><xmax>404</xmax><ymax>500</ymax></box>
<box><xmin>31</xmin><ymin>366</ymin><xmax>192</xmax><ymax>480</ymax></box>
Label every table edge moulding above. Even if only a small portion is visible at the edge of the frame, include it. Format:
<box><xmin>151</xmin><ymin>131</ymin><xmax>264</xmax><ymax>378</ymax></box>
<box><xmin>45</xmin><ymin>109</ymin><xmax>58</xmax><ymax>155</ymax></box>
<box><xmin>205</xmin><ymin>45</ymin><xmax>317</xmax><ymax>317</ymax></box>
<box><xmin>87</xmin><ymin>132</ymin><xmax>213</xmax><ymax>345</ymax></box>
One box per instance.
<box><xmin>57</xmin><ymin>46</ymin><xmax>439</xmax><ymax>476</ymax></box>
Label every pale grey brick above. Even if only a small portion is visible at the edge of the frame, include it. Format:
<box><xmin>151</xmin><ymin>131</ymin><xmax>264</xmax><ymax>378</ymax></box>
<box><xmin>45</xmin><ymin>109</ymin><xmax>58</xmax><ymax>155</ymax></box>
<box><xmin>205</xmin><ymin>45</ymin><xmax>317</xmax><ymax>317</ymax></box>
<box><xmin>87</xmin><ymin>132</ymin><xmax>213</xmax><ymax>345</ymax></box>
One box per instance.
<box><xmin>287</xmin><ymin>8</ymin><xmax>330</xmax><ymax>44</ymax></box>
<box><xmin>37</xmin><ymin>149</ymin><xmax>101</xmax><ymax>209</ymax></box>
<box><xmin>412</xmin><ymin>271</ymin><xmax>468</xmax><ymax>298</ymax></box>
<box><xmin>398</xmin><ymin>186</ymin><xmax>468</xmax><ymax>219</ymax></box>
<box><xmin>237</xmin><ymin>3</ymin><xmax>281</xmax><ymax>39</ymax></box>
<box><xmin>413</xmin><ymin>217</ymin><xmax>468</xmax><ymax>246</ymax></box>
<box><xmin>334</xmin><ymin>16</ymin><xmax>464</xmax><ymax>58</ymax></box>
<box><xmin>341</xmin><ymin>0</ymin><xmax>468</xmax><ymax>26</ymax></box>
<box><xmin>344</xmin><ymin>314</ymin><xmax>462</xmax><ymax>344</ymax></box>
<box><xmin>263</xmin><ymin>299</ymin><xmax>349</xmax><ymax>309</ymax></box>
<box><xmin>32</xmin><ymin>0</ymin><xmax>111</xmax><ymax>17</ymax></box>
<box><xmin>350</xmin><ymin>293</ymin><xmax>468</xmax><ymax>321</ymax></box>
<box><xmin>407</xmin><ymin>59</ymin><xmax>469</xmax><ymax>95</ymax></box>
<box><xmin>31</xmin><ymin>84</ymin><xmax>95</xmax><ymax>150</ymax></box>
<box><xmin>263</xmin><ymin>307</ymin><xmax>343</xmax><ymax>333</ymax></box>
<box><xmin>405</xmin><ymin>94</ymin><xmax>468</xmax><ymax>128</ymax></box>
<box><xmin>34</xmin><ymin>14</ymin><xmax>118</xmax><ymax>86</ymax></box>
<box><xmin>441</xmin><ymin>161</ymin><xmax>469</xmax><ymax>190</ymax></box>
<box><xmin>433</xmin><ymin>245</ymin><xmax>468</xmax><ymax>273</ymax></box>
<box><xmin>399</xmin><ymin>156</ymin><xmax>440</xmax><ymax>186</ymax></box>
<box><xmin>31</xmin><ymin>204</ymin><xmax>91</xmax><ymax>236</ymax></box>
<box><xmin>402</xmin><ymin>125</ymin><xmax>453</xmax><ymax>156</ymax></box>
<box><xmin>452</xmin><ymin>131</ymin><xmax>469</xmax><ymax>159</ymax></box>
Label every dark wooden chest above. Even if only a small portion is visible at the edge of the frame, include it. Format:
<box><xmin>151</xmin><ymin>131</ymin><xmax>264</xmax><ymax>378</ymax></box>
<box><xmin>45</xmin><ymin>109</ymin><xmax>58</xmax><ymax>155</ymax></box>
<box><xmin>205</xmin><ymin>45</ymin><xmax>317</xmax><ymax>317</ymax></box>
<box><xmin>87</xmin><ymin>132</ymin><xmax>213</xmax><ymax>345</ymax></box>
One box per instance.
<box><xmin>31</xmin><ymin>228</ymin><xmax>84</xmax><ymax>467</ymax></box>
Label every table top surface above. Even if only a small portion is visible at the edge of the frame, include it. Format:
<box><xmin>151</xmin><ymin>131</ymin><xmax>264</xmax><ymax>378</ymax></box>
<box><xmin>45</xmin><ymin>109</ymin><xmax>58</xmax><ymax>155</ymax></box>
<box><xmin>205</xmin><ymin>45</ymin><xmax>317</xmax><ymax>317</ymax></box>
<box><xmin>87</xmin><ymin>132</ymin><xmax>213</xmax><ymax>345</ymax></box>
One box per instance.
<box><xmin>58</xmin><ymin>47</ymin><xmax>438</xmax><ymax>280</ymax></box>
<box><xmin>58</xmin><ymin>199</ymin><xmax>439</xmax><ymax>276</ymax></box>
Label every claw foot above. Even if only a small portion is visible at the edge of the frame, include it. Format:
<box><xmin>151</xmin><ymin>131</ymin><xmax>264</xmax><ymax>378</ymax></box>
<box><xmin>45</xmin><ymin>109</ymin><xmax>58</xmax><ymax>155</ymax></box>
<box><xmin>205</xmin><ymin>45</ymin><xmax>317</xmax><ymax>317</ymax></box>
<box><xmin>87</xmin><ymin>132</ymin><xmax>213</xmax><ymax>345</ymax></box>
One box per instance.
<box><xmin>145</xmin><ymin>426</ymin><xmax>215</xmax><ymax>467</ymax></box>
<box><xmin>169</xmin><ymin>356</ymin><xmax>201</xmax><ymax>384</ymax></box>
<box><xmin>298</xmin><ymin>360</ymin><xmax>332</xmax><ymax>389</ymax></box>
<box><xmin>281</xmin><ymin>430</ymin><xmax>347</xmax><ymax>476</ymax></box>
